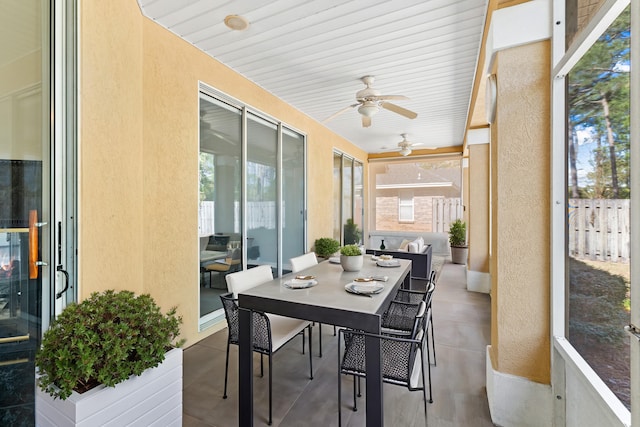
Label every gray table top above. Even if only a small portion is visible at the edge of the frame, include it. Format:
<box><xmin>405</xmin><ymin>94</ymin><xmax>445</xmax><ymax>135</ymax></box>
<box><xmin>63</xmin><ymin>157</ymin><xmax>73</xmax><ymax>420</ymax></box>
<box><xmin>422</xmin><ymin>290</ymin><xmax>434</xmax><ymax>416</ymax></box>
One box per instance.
<box><xmin>238</xmin><ymin>256</ymin><xmax>411</xmax><ymax>331</ymax></box>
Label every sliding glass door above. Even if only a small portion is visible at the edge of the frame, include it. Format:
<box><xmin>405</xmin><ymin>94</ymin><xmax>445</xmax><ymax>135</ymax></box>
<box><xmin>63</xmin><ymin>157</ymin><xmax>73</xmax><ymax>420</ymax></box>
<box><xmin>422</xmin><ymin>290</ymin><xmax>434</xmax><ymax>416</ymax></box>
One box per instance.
<box><xmin>198</xmin><ymin>94</ymin><xmax>242</xmax><ymax>323</ymax></box>
<box><xmin>198</xmin><ymin>86</ymin><xmax>306</xmax><ymax>328</ymax></box>
<box><xmin>246</xmin><ymin>113</ymin><xmax>278</xmax><ymax>272</ymax></box>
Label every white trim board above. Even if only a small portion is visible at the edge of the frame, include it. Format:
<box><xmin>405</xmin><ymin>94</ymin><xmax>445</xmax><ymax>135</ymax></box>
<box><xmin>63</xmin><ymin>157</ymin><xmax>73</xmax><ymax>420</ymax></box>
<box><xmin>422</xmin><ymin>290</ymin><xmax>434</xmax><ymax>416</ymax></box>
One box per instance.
<box><xmin>467</xmin><ymin>269</ymin><xmax>490</xmax><ymax>293</ymax></box>
<box><xmin>485</xmin><ymin>0</ymin><xmax>552</xmax><ymax>76</ymax></box>
<box><xmin>486</xmin><ymin>346</ymin><xmax>553</xmax><ymax>427</ymax></box>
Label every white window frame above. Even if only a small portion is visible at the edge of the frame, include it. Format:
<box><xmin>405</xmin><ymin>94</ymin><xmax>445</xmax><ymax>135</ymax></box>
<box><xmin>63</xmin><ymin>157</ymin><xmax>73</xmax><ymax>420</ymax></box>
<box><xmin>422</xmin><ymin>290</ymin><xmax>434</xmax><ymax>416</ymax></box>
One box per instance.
<box><xmin>398</xmin><ymin>197</ymin><xmax>414</xmax><ymax>222</ymax></box>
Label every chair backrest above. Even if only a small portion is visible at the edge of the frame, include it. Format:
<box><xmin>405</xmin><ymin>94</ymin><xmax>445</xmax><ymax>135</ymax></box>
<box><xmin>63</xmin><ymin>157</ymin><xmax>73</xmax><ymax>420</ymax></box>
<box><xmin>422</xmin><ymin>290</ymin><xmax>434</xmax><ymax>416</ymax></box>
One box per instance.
<box><xmin>226</xmin><ymin>264</ymin><xmax>273</xmax><ymax>298</ymax></box>
<box><xmin>289</xmin><ymin>252</ymin><xmax>318</xmax><ymax>273</ymax></box>
<box><xmin>382</xmin><ymin>300</ymin><xmax>426</xmax><ymax>337</ymax></box>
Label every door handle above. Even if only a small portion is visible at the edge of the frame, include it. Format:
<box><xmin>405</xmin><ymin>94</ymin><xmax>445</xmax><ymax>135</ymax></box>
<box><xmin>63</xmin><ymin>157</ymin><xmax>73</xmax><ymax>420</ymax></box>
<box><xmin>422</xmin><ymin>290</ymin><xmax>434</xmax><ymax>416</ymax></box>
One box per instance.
<box><xmin>56</xmin><ymin>266</ymin><xmax>69</xmax><ymax>299</ymax></box>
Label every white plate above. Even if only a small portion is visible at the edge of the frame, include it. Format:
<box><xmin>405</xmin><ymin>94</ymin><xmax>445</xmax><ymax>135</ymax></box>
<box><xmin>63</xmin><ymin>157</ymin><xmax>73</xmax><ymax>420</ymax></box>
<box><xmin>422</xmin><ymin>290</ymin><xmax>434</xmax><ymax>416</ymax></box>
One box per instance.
<box><xmin>376</xmin><ymin>260</ymin><xmax>401</xmax><ymax>267</ymax></box>
<box><xmin>345</xmin><ymin>282</ymin><xmax>384</xmax><ymax>295</ymax></box>
<box><xmin>329</xmin><ymin>256</ymin><xmax>341</xmax><ymax>264</ymax></box>
<box><xmin>283</xmin><ymin>279</ymin><xmax>318</xmax><ymax>289</ymax></box>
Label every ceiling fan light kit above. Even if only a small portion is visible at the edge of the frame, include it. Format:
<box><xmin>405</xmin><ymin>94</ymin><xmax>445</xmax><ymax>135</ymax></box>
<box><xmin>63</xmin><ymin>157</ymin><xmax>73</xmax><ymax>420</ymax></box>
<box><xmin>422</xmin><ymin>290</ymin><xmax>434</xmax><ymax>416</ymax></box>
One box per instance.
<box><xmin>357</xmin><ymin>102</ymin><xmax>378</xmax><ymax>117</ymax></box>
<box><xmin>383</xmin><ymin>133</ymin><xmax>425</xmax><ymax>156</ymax></box>
<box><xmin>323</xmin><ymin>76</ymin><xmax>418</xmax><ymax>127</ymax></box>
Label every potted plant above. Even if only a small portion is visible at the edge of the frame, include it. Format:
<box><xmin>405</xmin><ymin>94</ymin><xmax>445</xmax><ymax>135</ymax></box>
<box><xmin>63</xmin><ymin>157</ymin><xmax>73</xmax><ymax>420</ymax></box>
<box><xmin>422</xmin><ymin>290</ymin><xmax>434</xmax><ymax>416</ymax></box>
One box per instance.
<box><xmin>35</xmin><ymin>290</ymin><xmax>184</xmax><ymax>426</ymax></box>
<box><xmin>343</xmin><ymin>218</ymin><xmax>361</xmax><ymax>245</ymax></box>
<box><xmin>340</xmin><ymin>244</ymin><xmax>364</xmax><ymax>272</ymax></box>
<box><xmin>314</xmin><ymin>237</ymin><xmax>340</xmax><ymax>258</ymax></box>
<box><xmin>448</xmin><ymin>218</ymin><xmax>468</xmax><ymax>265</ymax></box>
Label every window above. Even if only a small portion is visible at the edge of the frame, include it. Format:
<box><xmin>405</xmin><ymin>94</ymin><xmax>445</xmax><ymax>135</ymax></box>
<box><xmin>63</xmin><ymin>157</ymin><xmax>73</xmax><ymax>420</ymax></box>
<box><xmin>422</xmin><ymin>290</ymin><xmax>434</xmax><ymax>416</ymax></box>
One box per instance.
<box><xmin>333</xmin><ymin>151</ymin><xmax>364</xmax><ymax>245</ymax></box>
<box><xmin>398</xmin><ymin>197</ymin><xmax>414</xmax><ymax>222</ymax></box>
<box><xmin>565</xmin><ymin>5</ymin><xmax>631</xmax><ymax>410</ymax></box>
<box><xmin>553</xmin><ymin>1</ymin><xmax>637</xmax><ymax>421</ymax></box>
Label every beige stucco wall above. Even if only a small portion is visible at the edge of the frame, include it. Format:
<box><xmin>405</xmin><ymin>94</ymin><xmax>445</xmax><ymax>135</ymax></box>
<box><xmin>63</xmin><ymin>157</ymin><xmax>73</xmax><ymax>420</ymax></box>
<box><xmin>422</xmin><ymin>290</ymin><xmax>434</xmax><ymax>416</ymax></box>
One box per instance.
<box><xmin>489</xmin><ymin>41</ymin><xmax>551</xmax><ymax>384</ymax></box>
<box><xmin>468</xmin><ymin>143</ymin><xmax>490</xmax><ymax>273</ymax></box>
<box><xmin>78</xmin><ymin>0</ymin><xmax>144</xmax><ymax>298</ymax></box>
<box><xmin>79</xmin><ymin>0</ymin><xmax>366</xmax><ymax>346</ymax></box>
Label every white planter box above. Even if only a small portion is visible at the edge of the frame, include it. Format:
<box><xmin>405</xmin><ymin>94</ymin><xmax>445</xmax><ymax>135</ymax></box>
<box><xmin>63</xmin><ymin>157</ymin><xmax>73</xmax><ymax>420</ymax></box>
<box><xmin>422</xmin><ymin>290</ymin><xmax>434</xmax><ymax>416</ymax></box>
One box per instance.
<box><xmin>36</xmin><ymin>347</ymin><xmax>182</xmax><ymax>427</ymax></box>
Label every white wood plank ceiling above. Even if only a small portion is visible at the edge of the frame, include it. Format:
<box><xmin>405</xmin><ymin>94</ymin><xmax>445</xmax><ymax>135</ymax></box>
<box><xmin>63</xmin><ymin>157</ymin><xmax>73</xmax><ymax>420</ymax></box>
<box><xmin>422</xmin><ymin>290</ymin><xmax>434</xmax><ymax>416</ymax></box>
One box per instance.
<box><xmin>138</xmin><ymin>0</ymin><xmax>489</xmax><ymax>154</ymax></box>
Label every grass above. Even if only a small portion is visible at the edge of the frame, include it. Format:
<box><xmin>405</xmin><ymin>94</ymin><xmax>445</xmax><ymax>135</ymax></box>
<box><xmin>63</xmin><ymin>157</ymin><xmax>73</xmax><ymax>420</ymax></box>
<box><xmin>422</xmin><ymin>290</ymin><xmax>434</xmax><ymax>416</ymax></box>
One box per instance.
<box><xmin>568</xmin><ymin>257</ymin><xmax>630</xmax><ymax>410</ymax></box>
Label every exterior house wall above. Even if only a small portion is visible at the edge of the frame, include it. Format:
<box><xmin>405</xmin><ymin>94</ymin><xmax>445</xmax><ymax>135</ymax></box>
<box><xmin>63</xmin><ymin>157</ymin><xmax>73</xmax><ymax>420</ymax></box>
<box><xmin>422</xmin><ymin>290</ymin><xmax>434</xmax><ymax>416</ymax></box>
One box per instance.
<box><xmin>79</xmin><ymin>0</ymin><xmax>366</xmax><ymax>346</ymax></box>
<box><xmin>375</xmin><ymin>196</ymin><xmax>435</xmax><ymax>232</ymax></box>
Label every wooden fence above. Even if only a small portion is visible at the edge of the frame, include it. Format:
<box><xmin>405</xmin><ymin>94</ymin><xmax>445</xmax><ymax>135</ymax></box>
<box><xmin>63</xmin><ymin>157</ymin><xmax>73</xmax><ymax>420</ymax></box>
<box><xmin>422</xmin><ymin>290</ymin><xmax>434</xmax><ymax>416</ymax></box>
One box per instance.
<box><xmin>432</xmin><ymin>198</ymin><xmax>463</xmax><ymax>233</ymax></box>
<box><xmin>568</xmin><ymin>198</ymin><xmax>630</xmax><ymax>263</ymax></box>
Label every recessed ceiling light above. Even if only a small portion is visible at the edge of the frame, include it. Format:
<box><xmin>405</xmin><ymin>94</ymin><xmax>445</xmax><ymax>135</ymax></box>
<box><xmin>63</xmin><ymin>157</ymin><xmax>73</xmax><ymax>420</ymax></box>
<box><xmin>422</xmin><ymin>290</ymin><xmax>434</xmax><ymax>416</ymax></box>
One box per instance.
<box><xmin>224</xmin><ymin>15</ymin><xmax>249</xmax><ymax>31</ymax></box>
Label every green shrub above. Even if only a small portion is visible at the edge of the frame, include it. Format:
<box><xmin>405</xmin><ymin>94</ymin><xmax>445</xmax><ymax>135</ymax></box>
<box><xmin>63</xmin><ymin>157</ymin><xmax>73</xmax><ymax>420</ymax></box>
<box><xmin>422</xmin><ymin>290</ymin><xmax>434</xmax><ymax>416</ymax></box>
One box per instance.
<box><xmin>314</xmin><ymin>237</ymin><xmax>340</xmax><ymax>257</ymax></box>
<box><xmin>448</xmin><ymin>219</ymin><xmax>467</xmax><ymax>247</ymax></box>
<box><xmin>340</xmin><ymin>244</ymin><xmax>362</xmax><ymax>256</ymax></box>
<box><xmin>36</xmin><ymin>290</ymin><xmax>183</xmax><ymax>400</ymax></box>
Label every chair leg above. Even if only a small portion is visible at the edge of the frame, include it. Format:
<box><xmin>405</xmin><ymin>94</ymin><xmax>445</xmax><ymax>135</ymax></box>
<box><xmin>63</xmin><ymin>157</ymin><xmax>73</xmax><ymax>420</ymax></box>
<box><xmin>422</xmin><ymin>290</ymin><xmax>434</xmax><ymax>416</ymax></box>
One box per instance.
<box><xmin>260</xmin><ymin>353</ymin><xmax>264</xmax><ymax>377</ymax></box>
<box><xmin>302</xmin><ymin>329</ymin><xmax>306</xmax><ymax>354</ymax></box>
<box><xmin>338</xmin><ymin>333</ymin><xmax>342</xmax><ymax>427</ymax></box>
<box><xmin>357</xmin><ymin>375</ymin><xmax>362</xmax><ymax>397</ymax></box>
<box><xmin>352</xmin><ymin>375</ymin><xmax>358</xmax><ymax>411</ymax></box>
<box><xmin>308</xmin><ymin>325</ymin><xmax>314</xmax><ymax>379</ymax></box>
<box><xmin>420</xmin><ymin>348</ymin><xmax>428</xmax><ymax>415</ymax></box>
<box><xmin>223</xmin><ymin>341</ymin><xmax>230</xmax><ymax>399</ymax></box>
<box><xmin>268</xmin><ymin>353</ymin><xmax>273</xmax><ymax>425</ymax></box>
<box><xmin>430</xmin><ymin>317</ymin><xmax>437</xmax><ymax>366</ymax></box>
<box><xmin>425</xmin><ymin>337</ymin><xmax>433</xmax><ymax>403</ymax></box>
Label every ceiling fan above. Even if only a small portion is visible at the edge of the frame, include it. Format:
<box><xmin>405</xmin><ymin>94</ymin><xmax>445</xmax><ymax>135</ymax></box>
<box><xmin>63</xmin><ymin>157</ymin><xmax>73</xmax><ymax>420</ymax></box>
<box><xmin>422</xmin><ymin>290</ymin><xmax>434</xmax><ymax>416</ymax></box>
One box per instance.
<box><xmin>323</xmin><ymin>76</ymin><xmax>418</xmax><ymax>128</ymax></box>
<box><xmin>385</xmin><ymin>134</ymin><xmax>428</xmax><ymax>156</ymax></box>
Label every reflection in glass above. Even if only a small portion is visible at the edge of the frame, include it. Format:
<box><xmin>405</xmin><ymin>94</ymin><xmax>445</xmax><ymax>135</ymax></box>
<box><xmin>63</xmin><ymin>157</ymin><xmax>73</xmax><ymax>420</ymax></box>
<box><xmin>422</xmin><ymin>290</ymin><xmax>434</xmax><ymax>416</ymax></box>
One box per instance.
<box><xmin>247</xmin><ymin>113</ymin><xmax>278</xmax><ymax>272</ymax></box>
<box><xmin>565</xmin><ymin>0</ymin><xmax>608</xmax><ymax>48</ymax></box>
<box><xmin>566</xmin><ymin>5</ymin><xmax>630</xmax><ymax>409</ymax></box>
<box><xmin>199</xmin><ymin>95</ymin><xmax>242</xmax><ymax>318</ymax></box>
<box><xmin>0</xmin><ymin>1</ymin><xmax>48</xmax><ymax>422</ymax></box>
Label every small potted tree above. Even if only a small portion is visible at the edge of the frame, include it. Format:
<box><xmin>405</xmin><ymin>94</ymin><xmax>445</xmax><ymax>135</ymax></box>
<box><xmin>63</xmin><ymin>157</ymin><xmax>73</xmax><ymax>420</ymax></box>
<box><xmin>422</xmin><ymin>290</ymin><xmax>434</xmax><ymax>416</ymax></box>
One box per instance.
<box><xmin>448</xmin><ymin>219</ymin><xmax>468</xmax><ymax>265</ymax></box>
<box><xmin>35</xmin><ymin>290</ymin><xmax>184</xmax><ymax>426</ymax></box>
<box><xmin>340</xmin><ymin>244</ymin><xmax>364</xmax><ymax>272</ymax></box>
<box><xmin>314</xmin><ymin>237</ymin><xmax>340</xmax><ymax>259</ymax></box>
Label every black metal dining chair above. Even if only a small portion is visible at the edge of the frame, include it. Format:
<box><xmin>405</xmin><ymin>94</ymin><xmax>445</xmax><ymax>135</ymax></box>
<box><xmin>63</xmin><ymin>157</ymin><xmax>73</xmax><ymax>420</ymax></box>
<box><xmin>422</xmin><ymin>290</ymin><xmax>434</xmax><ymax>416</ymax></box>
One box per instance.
<box><xmin>337</xmin><ymin>300</ymin><xmax>427</xmax><ymax>426</ymax></box>
<box><xmin>221</xmin><ymin>265</ymin><xmax>313</xmax><ymax>425</ymax></box>
<box><xmin>383</xmin><ymin>282</ymin><xmax>436</xmax><ymax>402</ymax></box>
<box><xmin>393</xmin><ymin>270</ymin><xmax>438</xmax><ymax>368</ymax></box>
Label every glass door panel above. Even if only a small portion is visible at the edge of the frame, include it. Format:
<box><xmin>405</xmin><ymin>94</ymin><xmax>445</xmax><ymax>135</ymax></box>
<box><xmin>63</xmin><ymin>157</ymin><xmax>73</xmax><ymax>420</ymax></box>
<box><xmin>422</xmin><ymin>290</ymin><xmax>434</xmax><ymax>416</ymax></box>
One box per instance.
<box><xmin>199</xmin><ymin>94</ymin><xmax>242</xmax><ymax>321</ymax></box>
<box><xmin>246</xmin><ymin>113</ymin><xmax>278</xmax><ymax>274</ymax></box>
<box><xmin>0</xmin><ymin>0</ymin><xmax>48</xmax><ymax>422</ymax></box>
<box><xmin>333</xmin><ymin>152</ymin><xmax>342</xmax><ymax>241</ymax></box>
<box><xmin>281</xmin><ymin>128</ymin><xmax>305</xmax><ymax>273</ymax></box>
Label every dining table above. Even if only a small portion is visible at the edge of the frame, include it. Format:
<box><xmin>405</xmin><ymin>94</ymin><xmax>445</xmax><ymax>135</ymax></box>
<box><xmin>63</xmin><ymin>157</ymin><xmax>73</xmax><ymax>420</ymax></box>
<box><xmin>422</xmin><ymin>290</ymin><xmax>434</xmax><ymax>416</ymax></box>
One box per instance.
<box><xmin>237</xmin><ymin>255</ymin><xmax>412</xmax><ymax>426</ymax></box>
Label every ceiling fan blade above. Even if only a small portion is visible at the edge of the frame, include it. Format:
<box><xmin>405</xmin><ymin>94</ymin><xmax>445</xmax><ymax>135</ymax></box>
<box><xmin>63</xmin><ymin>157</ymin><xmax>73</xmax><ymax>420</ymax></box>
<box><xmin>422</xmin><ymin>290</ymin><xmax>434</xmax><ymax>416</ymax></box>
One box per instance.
<box><xmin>410</xmin><ymin>142</ymin><xmax>424</xmax><ymax>147</ymax></box>
<box><xmin>381</xmin><ymin>102</ymin><xmax>418</xmax><ymax>119</ymax></box>
<box><xmin>323</xmin><ymin>103</ymin><xmax>359</xmax><ymax>123</ymax></box>
<box><xmin>362</xmin><ymin>115</ymin><xmax>372</xmax><ymax>128</ymax></box>
<box><xmin>374</xmin><ymin>95</ymin><xmax>409</xmax><ymax>101</ymax></box>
